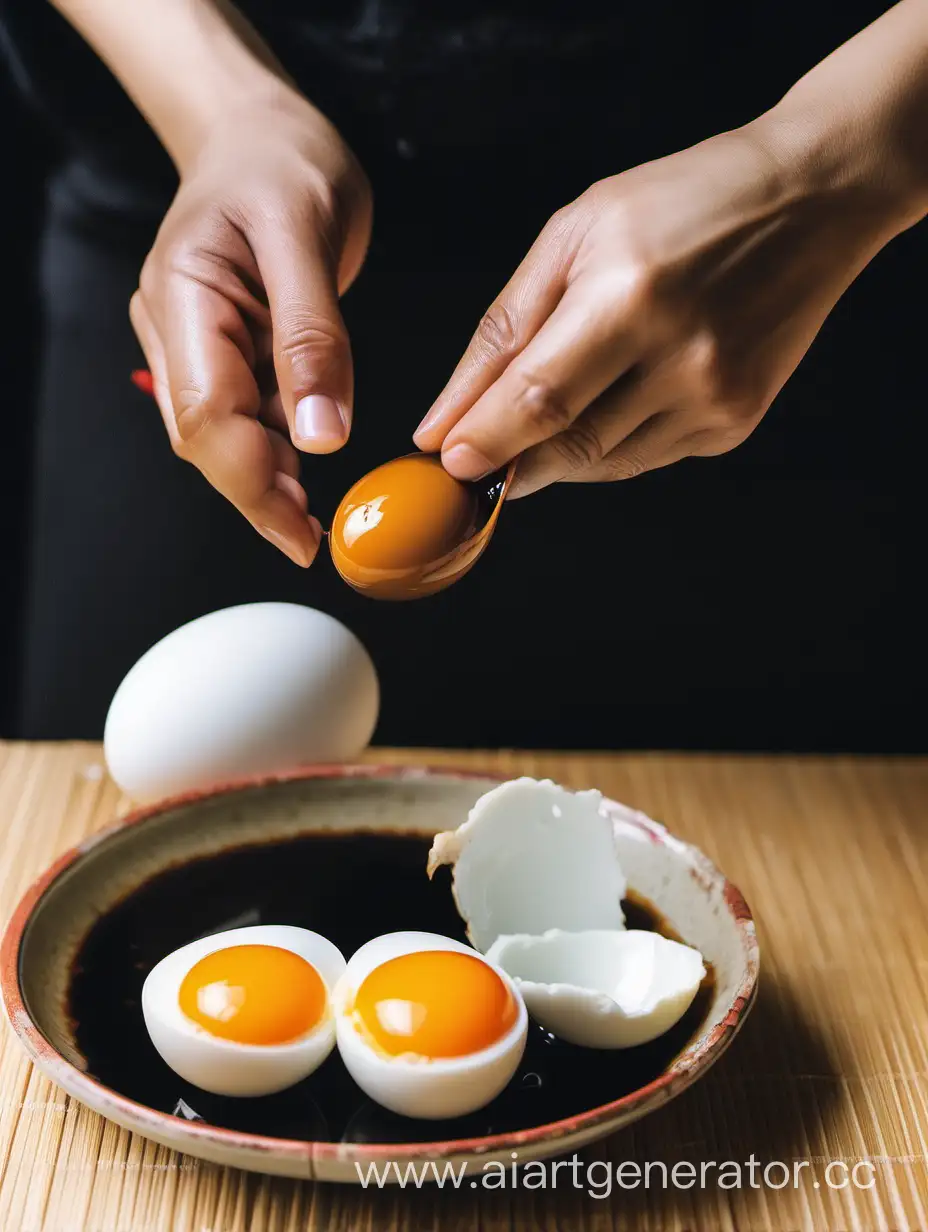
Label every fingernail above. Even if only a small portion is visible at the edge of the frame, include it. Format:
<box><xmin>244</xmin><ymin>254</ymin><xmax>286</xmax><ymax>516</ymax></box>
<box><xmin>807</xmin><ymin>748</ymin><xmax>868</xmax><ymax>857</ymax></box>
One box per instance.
<box><xmin>443</xmin><ymin>443</ymin><xmax>495</xmax><ymax>481</ymax></box>
<box><xmin>257</xmin><ymin>523</ymin><xmax>311</xmax><ymax>567</ymax></box>
<box><xmin>413</xmin><ymin>406</ymin><xmax>442</xmax><ymax>442</ymax></box>
<box><xmin>295</xmin><ymin>395</ymin><xmax>347</xmax><ymax>448</ymax></box>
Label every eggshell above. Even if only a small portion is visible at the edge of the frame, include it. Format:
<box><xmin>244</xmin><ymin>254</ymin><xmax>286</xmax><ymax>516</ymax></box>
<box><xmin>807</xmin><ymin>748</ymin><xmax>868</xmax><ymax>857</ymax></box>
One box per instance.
<box><xmin>334</xmin><ymin>931</ymin><xmax>528</xmax><ymax>1119</ymax></box>
<box><xmin>142</xmin><ymin>925</ymin><xmax>346</xmax><ymax>1096</ymax></box>
<box><xmin>486</xmin><ymin>928</ymin><xmax>706</xmax><ymax>1048</ymax></box>
<box><xmin>427</xmin><ymin>777</ymin><xmax>626</xmax><ymax>953</ymax></box>
<box><xmin>104</xmin><ymin>603</ymin><xmax>379</xmax><ymax>802</ymax></box>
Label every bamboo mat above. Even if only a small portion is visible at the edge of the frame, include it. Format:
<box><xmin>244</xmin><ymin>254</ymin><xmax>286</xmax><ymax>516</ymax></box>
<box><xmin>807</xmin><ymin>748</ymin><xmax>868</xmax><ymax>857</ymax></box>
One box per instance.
<box><xmin>1</xmin><ymin>743</ymin><xmax>927</xmax><ymax>1232</ymax></box>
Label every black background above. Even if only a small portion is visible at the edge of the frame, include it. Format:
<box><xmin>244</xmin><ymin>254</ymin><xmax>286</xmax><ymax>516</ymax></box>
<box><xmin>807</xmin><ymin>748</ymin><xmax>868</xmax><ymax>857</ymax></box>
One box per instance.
<box><xmin>1</xmin><ymin>2</ymin><xmax>925</xmax><ymax>752</ymax></box>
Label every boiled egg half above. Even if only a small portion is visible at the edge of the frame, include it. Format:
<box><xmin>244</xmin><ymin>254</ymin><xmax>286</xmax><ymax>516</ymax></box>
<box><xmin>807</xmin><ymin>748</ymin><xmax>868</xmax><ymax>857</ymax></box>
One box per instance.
<box><xmin>334</xmin><ymin>931</ymin><xmax>528</xmax><ymax>1119</ymax></box>
<box><xmin>142</xmin><ymin>925</ymin><xmax>346</xmax><ymax>1096</ymax></box>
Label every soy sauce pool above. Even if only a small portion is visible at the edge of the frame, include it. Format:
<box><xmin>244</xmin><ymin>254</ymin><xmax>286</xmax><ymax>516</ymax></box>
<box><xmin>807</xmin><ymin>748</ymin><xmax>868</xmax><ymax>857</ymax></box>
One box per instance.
<box><xmin>67</xmin><ymin>831</ymin><xmax>714</xmax><ymax>1144</ymax></box>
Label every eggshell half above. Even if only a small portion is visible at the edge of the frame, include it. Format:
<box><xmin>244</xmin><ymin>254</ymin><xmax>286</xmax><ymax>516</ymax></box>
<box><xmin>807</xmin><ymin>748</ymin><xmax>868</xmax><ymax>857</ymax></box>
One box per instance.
<box><xmin>486</xmin><ymin>928</ymin><xmax>706</xmax><ymax>1049</ymax></box>
<box><xmin>427</xmin><ymin>777</ymin><xmax>626</xmax><ymax>953</ymax></box>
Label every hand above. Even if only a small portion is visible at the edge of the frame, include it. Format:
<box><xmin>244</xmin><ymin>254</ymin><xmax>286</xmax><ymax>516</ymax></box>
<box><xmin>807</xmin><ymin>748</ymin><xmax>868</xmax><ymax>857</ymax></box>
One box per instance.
<box><xmin>414</xmin><ymin>122</ymin><xmax>901</xmax><ymax>498</ymax></box>
<box><xmin>131</xmin><ymin>89</ymin><xmax>372</xmax><ymax>565</ymax></box>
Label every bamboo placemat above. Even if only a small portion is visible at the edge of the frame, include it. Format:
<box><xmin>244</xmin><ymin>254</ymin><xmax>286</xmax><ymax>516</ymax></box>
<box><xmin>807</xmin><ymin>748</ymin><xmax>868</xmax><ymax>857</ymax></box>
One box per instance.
<box><xmin>1</xmin><ymin>742</ymin><xmax>926</xmax><ymax>1231</ymax></box>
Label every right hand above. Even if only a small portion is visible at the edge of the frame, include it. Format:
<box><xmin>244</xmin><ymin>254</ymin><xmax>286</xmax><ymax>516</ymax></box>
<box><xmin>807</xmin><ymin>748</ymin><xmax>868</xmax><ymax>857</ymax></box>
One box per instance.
<box><xmin>131</xmin><ymin>89</ymin><xmax>373</xmax><ymax>566</ymax></box>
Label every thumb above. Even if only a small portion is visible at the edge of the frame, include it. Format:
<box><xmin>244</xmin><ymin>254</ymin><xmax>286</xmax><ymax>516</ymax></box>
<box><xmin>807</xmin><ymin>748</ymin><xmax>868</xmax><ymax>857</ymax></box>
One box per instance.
<box><xmin>252</xmin><ymin>214</ymin><xmax>353</xmax><ymax>454</ymax></box>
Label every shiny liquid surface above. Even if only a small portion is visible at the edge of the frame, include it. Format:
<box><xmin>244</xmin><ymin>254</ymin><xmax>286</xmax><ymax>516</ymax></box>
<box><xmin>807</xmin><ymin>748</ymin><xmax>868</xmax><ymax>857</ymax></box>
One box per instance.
<box><xmin>68</xmin><ymin>832</ymin><xmax>714</xmax><ymax>1144</ymax></box>
<box><xmin>178</xmin><ymin>944</ymin><xmax>327</xmax><ymax>1046</ymax></box>
<box><xmin>329</xmin><ymin>454</ymin><xmax>504</xmax><ymax>599</ymax></box>
<box><xmin>353</xmin><ymin>949</ymin><xmax>518</xmax><ymax>1058</ymax></box>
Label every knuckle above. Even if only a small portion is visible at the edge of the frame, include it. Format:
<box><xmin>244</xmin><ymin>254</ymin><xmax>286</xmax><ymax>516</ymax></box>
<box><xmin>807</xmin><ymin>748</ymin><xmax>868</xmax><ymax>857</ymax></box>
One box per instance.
<box><xmin>278</xmin><ymin>316</ymin><xmax>348</xmax><ymax>367</ymax></box>
<box><xmin>138</xmin><ymin>256</ymin><xmax>160</xmax><ymax>303</ymax></box>
<box><xmin>551</xmin><ymin>418</ymin><xmax>606</xmax><ymax>474</ymax></box>
<box><xmin>683</xmin><ymin>332</ymin><xmax>725</xmax><ymax>402</ymax></box>
<box><xmin>681</xmin><ymin>331</ymin><xmax>754</xmax><ymax>410</ymax></box>
<box><xmin>169</xmin><ymin>433</ymin><xmax>190</xmax><ymax>461</ymax></box>
<box><xmin>545</xmin><ymin>203</ymin><xmax>575</xmax><ymax>236</ymax></box>
<box><xmin>475</xmin><ymin>301</ymin><xmax>518</xmax><ymax>359</ymax></box>
<box><xmin>693</xmin><ymin>420</ymin><xmax>752</xmax><ymax>456</ymax></box>
<box><xmin>511</xmin><ymin>369</ymin><xmax>574</xmax><ymax>436</ymax></box>
<box><xmin>621</xmin><ymin>261</ymin><xmax>658</xmax><ymax>315</ymax></box>
<box><xmin>604</xmin><ymin>446</ymin><xmax>648</xmax><ymax>481</ymax></box>
<box><xmin>172</xmin><ymin>389</ymin><xmax>214</xmax><ymax>445</ymax></box>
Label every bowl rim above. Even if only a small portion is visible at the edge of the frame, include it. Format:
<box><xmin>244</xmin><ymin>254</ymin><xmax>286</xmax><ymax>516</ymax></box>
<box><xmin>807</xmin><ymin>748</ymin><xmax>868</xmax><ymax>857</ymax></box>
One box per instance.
<box><xmin>0</xmin><ymin>763</ymin><xmax>759</xmax><ymax>1167</ymax></box>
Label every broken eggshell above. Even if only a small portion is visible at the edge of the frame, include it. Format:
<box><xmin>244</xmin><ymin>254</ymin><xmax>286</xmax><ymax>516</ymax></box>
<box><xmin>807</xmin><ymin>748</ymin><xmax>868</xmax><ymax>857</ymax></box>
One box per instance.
<box><xmin>427</xmin><ymin>777</ymin><xmax>627</xmax><ymax>954</ymax></box>
<box><xmin>427</xmin><ymin>776</ymin><xmax>708</xmax><ymax>1050</ymax></box>
<box><xmin>485</xmin><ymin>929</ymin><xmax>706</xmax><ymax>1049</ymax></box>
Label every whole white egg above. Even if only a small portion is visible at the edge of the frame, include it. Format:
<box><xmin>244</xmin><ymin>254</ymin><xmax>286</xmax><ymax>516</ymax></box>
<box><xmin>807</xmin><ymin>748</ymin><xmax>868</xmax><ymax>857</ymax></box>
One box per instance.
<box><xmin>334</xmin><ymin>931</ymin><xmax>527</xmax><ymax>1120</ymax></box>
<box><xmin>142</xmin><ymin>924</ymin><xmax>346</xmax><ymax>1097</ymax></box>
<box><xmin>104</xmin><ymin>603</ymin><xmax>379</xmax><ymax>802</ymax></box>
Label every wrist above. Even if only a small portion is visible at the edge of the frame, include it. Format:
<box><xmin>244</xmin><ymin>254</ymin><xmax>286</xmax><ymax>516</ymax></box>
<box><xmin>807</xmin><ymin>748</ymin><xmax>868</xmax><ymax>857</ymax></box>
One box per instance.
<box><xmin>746</xmin><ymin>18</ymin><xmax>928</xmax><ymax>242</ymax></box>
<box><xmin>156</xmin><ymin>16</ymin><xmax>297</xmax><ymax>174</ymax></box>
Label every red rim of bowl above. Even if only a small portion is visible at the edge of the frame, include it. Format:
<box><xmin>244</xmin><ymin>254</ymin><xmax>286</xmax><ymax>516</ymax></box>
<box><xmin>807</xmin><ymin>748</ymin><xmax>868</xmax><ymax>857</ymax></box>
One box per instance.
<box><xmin>0</xmin><ymin>763</ymin><xmax>760</xmax><ymax>1166</ymax></box>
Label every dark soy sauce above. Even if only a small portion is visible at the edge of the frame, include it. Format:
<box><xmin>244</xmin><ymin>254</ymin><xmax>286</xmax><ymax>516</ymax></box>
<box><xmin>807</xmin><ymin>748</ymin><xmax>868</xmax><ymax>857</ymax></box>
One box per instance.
<box><xmin>67</xmin><ymin>832</ymin><xmax>714</xmax><ymax>1144</ymax></box>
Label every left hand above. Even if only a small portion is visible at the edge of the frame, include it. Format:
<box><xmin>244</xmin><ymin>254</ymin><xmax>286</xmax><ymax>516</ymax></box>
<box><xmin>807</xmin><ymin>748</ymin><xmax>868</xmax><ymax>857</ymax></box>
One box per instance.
<box><xmin>413</xmin><ymin>120</ymin><xmax>898</xmax><ymax>497</ymax></box>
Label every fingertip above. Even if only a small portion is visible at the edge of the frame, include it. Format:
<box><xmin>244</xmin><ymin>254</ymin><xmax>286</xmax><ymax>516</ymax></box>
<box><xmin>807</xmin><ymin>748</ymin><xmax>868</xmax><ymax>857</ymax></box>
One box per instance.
<box><xmin>441</xmin><ymin>442</ymin><xmax>496</xmax><ymax>482</ymax></box>
<box><xmin>412</xmin><ymin>411</ymin><xmax>443</xmax><ymax>449</ymax></box>
<box><xmin>256</xmin><ymin>522</ymin><xmax>314</xmax><ymax>567</ymax></box>
<box><xmin>253</xmin><ymin>488</ymin><xmax>320</xmax><ymax>567</ymax></box>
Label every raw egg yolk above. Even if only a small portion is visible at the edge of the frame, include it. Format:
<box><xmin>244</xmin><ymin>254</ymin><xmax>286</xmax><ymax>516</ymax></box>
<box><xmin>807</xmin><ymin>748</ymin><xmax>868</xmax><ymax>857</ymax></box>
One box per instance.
<box><xmin>178</xmin><ymin>944</ymin><xmax>327</xmax><ymax>1045</ymax></box>
<box><xmin>353</xmin><ymin>950</ymin><xmax>517</xmax><ymax>1058</ymax></box>
<box><xmin>330</xmin><ymin>455</ymin><xmax>479</xmax><ymax>572</ymax></box>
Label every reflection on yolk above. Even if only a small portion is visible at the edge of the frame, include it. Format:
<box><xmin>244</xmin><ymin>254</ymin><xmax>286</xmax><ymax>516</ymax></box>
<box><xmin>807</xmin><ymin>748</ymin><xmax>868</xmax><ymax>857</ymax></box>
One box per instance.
<box><xmin>353</xmin><ymin>950</ymin><xmax>517</xmax><ymax>1059</ymax></box>
<box><xmin>330</xmin><ymin>455</ymin><xmax>480</xmax><ymax>572</ymax></box>
<box><xmin>178</xmin><ymin>944</ymin><xmax>326</xmax><ymax>1045</ymax></box>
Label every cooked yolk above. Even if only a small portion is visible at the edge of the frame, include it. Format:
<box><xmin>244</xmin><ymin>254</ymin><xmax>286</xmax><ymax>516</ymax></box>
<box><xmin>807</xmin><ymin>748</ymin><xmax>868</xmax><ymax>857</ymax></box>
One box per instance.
<box><xmin>178</xmin><ymin>944</ymin><xmax>327</xmax><ymax>1046</ymax></box>
<box><xmin>353</xmin><ymin>950</ymin><xmax>517</xmax><ymax>1059</ymax></box>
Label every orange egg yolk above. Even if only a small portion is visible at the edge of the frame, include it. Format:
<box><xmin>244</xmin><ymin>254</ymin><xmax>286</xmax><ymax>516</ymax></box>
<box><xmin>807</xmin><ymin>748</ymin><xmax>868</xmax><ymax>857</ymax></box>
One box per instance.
<box><xmin>331</xmin><ymin>454</ymin><xmax>479</xmax><ymax>572</ymax></box>
<box><xmin>178</xmin><ymin>944</ymin><xmax>327</xmax><ymax>1046</ymax></box>
<box><xmin>353</xmin><ymin>950</ymin><xmax>517</xmax><ymax>1059</ymax></box>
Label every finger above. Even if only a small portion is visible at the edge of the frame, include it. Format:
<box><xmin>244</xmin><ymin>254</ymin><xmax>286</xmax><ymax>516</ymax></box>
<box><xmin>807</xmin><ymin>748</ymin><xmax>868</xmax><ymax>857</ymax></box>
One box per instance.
<box><xmin>561</xmin><ymin>411</ymin><xmax>690</xmax><ymax>483</ymax></box>
<box><xmin>265</xmin><ymin>427</ymin><xmax>309</xmax><ymax>512</ymax></box>
<box><xmin>130</xmin><ymin>292</ymin><xmax>180</xmax><ymax>449</ymax></box>
<box><xmin>260</xmin><ymin>389</ymin><xmax>289</xmax><ymax>435</ymax></box>
<box><xmin>275</xmin><ymin>470</ymin><xmax>309</xmax><ymax>513</ymax></box>
<box><xmin>506</xmin><ymin>370</ymin><xmax>664</xmax><ymax>498</ymax></box>
<box><xmin>250</xmin><ymin>216</ymin><xmax>353</xmax><ymax>454</ymax></box>
<box><xmin>156</xmin><ymin>275</ymin><xmax>320</xmax><ymax>567</ymax></box>
<box><xmin>413</xmin><ymin>211</ymin><xmax>576</xmax><ymax>451</ymax></box>
<box><xmin>266</xmin><ymin>426</ymin><xmax>301</xmax><ymax>481</ymax></box>
<box><xmin>438</xmin><ymin>279</ymin><xmax>640</xmax><ymax>481</ymax></box>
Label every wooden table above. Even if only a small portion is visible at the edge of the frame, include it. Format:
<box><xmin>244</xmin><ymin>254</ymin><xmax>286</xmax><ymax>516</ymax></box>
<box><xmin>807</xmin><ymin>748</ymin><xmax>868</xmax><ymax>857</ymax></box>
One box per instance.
<box><xmin>1</xmin><ymin>743</ymin><xmax>926</xmax><ymax>1231</ymax></box>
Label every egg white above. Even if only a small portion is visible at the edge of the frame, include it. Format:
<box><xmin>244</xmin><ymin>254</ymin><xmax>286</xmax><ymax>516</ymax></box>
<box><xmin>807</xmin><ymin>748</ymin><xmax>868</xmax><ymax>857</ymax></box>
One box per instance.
<box><xmin>142</xmin><ymin>924</ymin><xmax>346</xmax><ymax>1097</ymax></box>
<box><xmin>486</xmin><ymin>928</ymin><xmax>706</xmax><ymax>1049</ymax></box>
<box><xmin>334</xmin><ymin>931</ymin><xmax>528</xmax><ymax>1120</ymax></box>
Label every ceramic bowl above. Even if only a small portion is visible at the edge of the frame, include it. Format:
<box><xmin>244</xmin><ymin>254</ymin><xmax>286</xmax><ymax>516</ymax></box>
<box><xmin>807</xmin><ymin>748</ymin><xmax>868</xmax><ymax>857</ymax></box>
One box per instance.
<box><xmin>1</xmin><ymin>766</ymin><xmax>758</xmax><ymax>1182</ymax></box>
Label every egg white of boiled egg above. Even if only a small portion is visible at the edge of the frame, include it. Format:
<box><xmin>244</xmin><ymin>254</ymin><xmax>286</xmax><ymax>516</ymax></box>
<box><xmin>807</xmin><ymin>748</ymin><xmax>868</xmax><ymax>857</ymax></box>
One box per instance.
<box><xmin>486</xmin><ymin>929</ymin><xmax>706</xmax><ymax>1049</ymax></box>
<box><xmin>334</xmin><ymin>931</ymin><xmax>528</xmax><ymax>1120</ymax></box>
<box><xmin>104</xmin><ymin>603</ymin><xmax>379</xmax><ymax>803</ymax></box>
<box><xmin>142</xmin><ymin>925</ymin><xmax>346</xmax><ymax>1097</ymax></box>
